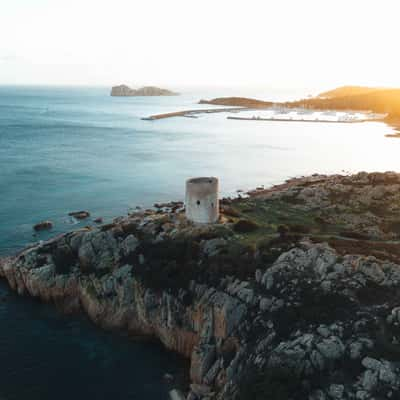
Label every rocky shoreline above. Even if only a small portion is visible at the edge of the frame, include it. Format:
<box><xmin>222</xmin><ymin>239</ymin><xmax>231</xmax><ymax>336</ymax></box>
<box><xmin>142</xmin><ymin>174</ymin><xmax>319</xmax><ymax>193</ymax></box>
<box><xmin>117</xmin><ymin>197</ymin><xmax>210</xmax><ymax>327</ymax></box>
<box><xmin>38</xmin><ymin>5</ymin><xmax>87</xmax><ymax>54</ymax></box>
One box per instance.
<box><xmin>2</xmin><ymin>172</ymin><xmax>400</xmax><ymax>399</ymax></box>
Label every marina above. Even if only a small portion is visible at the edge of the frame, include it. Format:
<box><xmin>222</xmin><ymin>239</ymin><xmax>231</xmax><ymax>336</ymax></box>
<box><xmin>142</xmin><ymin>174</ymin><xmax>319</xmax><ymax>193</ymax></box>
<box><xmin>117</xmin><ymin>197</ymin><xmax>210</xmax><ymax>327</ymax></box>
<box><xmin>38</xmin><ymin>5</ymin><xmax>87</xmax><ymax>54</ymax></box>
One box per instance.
<box><xmin>141</xmin><ymin>107</ymin><xmax>245</xmax><ymax>120</ymax></box>
<box><xmin>142</xmin><ymin>106</ymin><xmax>386</xmax><ymax>124</ymax></box>
<box><xmin>226</xmin><ymin>115</ymin><xmax>368</xmax><ymax>123</ymax></box>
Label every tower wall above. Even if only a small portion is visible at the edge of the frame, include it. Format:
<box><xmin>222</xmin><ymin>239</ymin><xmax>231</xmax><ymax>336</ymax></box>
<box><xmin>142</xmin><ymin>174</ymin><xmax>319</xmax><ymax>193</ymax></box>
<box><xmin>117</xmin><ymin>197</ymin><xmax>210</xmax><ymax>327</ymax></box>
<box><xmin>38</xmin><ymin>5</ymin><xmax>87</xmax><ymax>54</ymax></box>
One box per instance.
<box><xmin>185</xmin><ymin>177</ymin><xmax>219</xmax><ymax>224</ymax></box>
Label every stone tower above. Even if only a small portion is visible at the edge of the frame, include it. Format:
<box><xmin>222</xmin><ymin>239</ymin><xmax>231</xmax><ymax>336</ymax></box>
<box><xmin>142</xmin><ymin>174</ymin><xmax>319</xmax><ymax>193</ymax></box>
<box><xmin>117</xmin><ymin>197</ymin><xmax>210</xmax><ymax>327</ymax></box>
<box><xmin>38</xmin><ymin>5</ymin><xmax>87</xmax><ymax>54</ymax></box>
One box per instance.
<box><xmin>185</xmin><ymin>177</ymin><xmax>219</xmax><ymax>224</ymax></box>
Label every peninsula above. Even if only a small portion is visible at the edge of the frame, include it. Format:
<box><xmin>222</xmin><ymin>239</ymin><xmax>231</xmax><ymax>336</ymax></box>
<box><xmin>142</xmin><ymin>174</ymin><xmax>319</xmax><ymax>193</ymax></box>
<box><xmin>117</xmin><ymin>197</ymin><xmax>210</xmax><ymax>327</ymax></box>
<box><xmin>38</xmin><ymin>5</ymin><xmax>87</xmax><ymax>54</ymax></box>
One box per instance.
<box><xmin>141</xmin><ymin>86</ymin><xmax>397</xmax><ymax>129</ymax></box>
<box><xmin>111</xmin><ymin>85</ymin><xmax>178</xmax><ymax>96</ymax></box>
<box><xmin>200</xmin><ymin>86</ymin><xmax>400</xmax><ymax>117</ymax></box>
<box><xmin>199</xmin><ymin>86</ymin><xmax>400</xmax><ymax>127</ymax></box>
<box><xmin>2</xmin><ymin>172</ymin><xmax>400</xmax><ymax>399</ymax></box>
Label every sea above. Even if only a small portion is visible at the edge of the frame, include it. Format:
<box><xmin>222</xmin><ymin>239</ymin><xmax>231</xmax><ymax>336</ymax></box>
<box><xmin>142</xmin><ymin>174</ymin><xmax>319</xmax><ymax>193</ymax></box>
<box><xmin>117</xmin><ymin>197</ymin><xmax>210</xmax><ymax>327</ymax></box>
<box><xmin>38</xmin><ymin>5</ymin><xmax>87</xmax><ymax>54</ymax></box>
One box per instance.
<box><xmin>0</xmin><ymin>85</ymin><xmax>399</xmax><ymax>399</ymax></box>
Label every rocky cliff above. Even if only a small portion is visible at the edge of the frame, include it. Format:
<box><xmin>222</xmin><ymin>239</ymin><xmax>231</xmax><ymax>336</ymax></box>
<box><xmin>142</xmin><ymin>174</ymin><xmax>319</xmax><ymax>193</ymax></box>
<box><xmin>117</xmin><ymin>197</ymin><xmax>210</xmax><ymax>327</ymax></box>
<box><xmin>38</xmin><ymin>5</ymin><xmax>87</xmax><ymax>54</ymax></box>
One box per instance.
<box><xmin>111</xmin><ymin>85</ymin><xmax>178</xmax><ymax>96</ymax></box>
<box><xmin>2</xmin><ymin>172</ymin><xmax>400</xmax><ymax>400</ymax></box>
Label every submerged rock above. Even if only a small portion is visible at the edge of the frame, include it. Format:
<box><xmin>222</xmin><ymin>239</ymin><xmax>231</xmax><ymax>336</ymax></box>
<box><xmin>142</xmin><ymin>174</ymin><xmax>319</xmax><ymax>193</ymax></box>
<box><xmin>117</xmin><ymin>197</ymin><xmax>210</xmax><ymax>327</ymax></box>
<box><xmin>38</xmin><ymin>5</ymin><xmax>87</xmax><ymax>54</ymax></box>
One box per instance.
<box><xmin>68</xmin><ymin>211</ymin><xmax>90</xmax><ymax>219</ymax></box>
<box><xmin>33</xmin><ymin>220</ymin><xmax>53</xmax><ymax>231</ymax></box>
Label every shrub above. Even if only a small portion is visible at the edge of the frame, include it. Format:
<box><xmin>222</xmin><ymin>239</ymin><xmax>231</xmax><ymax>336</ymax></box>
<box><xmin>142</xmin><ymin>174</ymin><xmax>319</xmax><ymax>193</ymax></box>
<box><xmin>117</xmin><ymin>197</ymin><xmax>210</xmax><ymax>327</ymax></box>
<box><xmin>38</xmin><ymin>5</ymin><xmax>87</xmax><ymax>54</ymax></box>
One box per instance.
<box><xmin>233</xmin><ymin>219</ymin><xmax>259</xmax><ymax>233</ymax></box>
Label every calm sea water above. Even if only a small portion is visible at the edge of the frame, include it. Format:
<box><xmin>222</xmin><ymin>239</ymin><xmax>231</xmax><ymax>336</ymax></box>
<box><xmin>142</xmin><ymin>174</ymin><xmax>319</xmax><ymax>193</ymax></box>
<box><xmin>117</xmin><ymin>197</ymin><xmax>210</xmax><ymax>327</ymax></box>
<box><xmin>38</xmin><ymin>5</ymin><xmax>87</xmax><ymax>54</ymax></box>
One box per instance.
<box><xmin>0</xmin><ymin>280</ymin><xmax>186</xmax><ymax>400</ymax></box>
<box><xmin>0</xmin><ymin>85</ymin><xmax>399</xmax><ymax>399</ymax></box>
<box><xmin>1</xmin><ymin>86</ymin><xmax>398</xmax><ymax>256</ymax></box>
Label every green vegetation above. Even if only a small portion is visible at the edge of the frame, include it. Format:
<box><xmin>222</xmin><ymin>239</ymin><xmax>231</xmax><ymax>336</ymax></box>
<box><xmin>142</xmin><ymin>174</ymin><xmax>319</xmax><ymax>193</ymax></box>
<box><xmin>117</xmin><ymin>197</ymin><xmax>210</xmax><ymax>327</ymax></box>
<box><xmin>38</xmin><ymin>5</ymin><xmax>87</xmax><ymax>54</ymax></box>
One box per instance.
<box><xmin>239</xmin><ymin>366</ymin><xmax>304</xmax><ymax>400</ymax></box>
<box><xmin>225</xmin><ymin>197</ymin><xmax>339</xmax><ymax>242</ymax></box>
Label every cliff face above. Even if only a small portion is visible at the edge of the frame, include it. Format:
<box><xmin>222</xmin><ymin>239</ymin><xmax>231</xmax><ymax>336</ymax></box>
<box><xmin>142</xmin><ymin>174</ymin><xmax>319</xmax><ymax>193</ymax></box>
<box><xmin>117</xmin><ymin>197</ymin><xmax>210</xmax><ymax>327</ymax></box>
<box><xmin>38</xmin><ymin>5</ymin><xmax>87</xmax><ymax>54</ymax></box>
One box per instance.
<box><xmin>111</xmin><ymin>85</ymin><xmax>178</xmax><ymax>96</ymax></box>
<box><xmin>0</xmin><ymin>211</ymin><xmax>251</xmax><ymax>398</ymax></box>
<box><xmin>2</xmin><ymin>172</ymin><xmax>400</xmax><ymax>400</ymax></box>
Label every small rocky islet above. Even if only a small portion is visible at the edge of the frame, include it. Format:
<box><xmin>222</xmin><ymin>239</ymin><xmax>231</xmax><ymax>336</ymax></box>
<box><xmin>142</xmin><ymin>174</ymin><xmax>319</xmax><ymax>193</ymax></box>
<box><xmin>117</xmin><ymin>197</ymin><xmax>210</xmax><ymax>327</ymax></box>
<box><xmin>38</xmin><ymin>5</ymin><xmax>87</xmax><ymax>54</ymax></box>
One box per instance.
<box><xmin>2</xmin><ymin>172</ymin><xmax>400</xmax><ymax>400</ymax></box>
<box><xmin>111</xmin><ymin>84</ymin><xmax>178</xmax><ymax>96</ymax></box>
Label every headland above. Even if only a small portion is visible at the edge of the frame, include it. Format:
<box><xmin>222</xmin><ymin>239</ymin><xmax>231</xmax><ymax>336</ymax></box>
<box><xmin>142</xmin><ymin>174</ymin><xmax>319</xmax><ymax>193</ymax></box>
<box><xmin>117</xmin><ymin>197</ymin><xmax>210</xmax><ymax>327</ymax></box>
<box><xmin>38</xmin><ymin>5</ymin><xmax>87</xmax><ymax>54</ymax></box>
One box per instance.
<box><xmin>2</xmin><ymin>172</ymin><xmax>400</xmax><ymax>399</ymax></box>
<box><xmin>141</xmin><ymin>86</ymin><xmax>398</xmax><ymax>131</ymax></box>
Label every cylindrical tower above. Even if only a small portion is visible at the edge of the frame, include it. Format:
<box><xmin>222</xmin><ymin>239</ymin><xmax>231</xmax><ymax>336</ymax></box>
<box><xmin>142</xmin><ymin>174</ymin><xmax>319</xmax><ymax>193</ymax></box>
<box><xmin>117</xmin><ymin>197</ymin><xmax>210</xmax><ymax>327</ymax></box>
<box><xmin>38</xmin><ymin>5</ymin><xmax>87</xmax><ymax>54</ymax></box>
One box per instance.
<box><xmin>185</xmin><ymin>177</ymin><xmax>219</xmax><ymax>224</ymax></box>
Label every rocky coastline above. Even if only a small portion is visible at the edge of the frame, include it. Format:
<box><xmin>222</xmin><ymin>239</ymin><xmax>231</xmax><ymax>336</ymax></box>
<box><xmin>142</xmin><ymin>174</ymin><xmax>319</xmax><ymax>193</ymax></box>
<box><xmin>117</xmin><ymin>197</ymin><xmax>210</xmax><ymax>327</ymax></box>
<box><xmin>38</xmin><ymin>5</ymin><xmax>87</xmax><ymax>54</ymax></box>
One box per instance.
<box><xmin>2</xmin><ymin>172</ymin><xmax>400</xmax><ymax>399</ymax></box>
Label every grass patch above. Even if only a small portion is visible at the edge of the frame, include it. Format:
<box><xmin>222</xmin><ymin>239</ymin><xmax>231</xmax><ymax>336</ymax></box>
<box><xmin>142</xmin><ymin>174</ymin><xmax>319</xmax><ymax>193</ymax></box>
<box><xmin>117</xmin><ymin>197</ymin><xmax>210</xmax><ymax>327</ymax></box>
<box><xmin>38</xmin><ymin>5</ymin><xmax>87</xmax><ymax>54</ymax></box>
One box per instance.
<box><xmin>322</xmin><ymin>237</ymin><xmax>400</xmax><ymax>264</ymax></box>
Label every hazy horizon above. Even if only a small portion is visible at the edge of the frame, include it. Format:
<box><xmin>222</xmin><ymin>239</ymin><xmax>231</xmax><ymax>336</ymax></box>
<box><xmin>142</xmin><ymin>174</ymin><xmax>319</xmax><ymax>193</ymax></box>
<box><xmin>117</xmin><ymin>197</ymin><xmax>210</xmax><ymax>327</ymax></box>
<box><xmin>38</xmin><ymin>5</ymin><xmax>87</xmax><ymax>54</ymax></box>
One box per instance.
<box><xmin>2</xmin><ymin>0</ymin><xmax>400</xmax><ymax>89</ymax></box>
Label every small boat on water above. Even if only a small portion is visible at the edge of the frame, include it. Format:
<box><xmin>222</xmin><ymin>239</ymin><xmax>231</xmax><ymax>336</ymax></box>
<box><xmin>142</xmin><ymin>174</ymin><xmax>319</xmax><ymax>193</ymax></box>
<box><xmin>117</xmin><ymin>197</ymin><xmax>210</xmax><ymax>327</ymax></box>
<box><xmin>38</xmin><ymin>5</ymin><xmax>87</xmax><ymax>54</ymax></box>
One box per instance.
<box><xmin>297</xmin><ymin>109</ymin><xmax>311</xmax><ymax>115</ymax></box>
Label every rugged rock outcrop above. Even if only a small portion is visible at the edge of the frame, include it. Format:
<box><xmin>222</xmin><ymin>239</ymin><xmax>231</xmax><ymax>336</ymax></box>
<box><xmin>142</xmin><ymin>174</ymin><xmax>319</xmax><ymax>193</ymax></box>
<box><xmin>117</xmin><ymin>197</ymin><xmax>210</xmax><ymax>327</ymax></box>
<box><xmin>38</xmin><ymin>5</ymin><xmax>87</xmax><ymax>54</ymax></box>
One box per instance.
<box><xmin>2</xmin><ymin>172</ymin><xmax>400</xmax><ymax>399</ymax></box>
<box><xmin>33</xmin><ymin>220</ymin><xmax>53</xmax><ymax>231</ymax></box>
<box><xmin>69</xmin><ymin>210</ymin><xmax>90</xmax><ymax>219</ymax></box>
<box><xmin>111</xmin><ymin>85</ymin><xmax>178</xmax><ymax>96</ymax></box>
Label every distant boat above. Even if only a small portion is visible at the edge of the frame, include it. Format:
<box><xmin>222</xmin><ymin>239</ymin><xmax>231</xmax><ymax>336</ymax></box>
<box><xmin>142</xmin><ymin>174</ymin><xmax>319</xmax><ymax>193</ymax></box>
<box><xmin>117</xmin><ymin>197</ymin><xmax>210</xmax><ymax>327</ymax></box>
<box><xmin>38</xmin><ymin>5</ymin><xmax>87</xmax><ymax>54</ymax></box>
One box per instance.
<box><xmin>297</xmin><ymin>109</ymin><xmax>310</xmax><ymax>115</ymax></box>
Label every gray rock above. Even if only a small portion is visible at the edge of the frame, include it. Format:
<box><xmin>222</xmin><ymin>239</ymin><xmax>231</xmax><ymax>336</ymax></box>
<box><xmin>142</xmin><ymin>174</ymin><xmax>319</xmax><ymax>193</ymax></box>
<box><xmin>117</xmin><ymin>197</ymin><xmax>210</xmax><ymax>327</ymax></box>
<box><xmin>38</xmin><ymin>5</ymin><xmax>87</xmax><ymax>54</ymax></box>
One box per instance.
<box><xmin>355</xmin><ymin>390</ymin><xmax>369</xmax><ymax>400</ymax></box>
<box><xmin>378</xmin><ymin>362</ymin><xmax>397</xmax><ymax>385</ymax></box>
<box><xmin>202</xmin><ymin>238</ymin><xmax>226</xmax><ymax>257</ymax></box>
<box><xmin>190</xmin><ymin>384</ymin><xmax>211</xmax><ymax>397</ymax></box>
<box><xmin>255</xmin><ymin>269</ymin><xmax>262</xmax><ymax>283</ymax></box>
<box><xmin>78</xmin><ymin>240</ymin><xmax>95</xmax><ymax>270</ymax></box>
<box><xmin>361</xmin><ymin>369</ymin><xmax>378</xmax><ymax>391</ymax></box>
<box><xmin>265</xmin><ymin>274</ymin><xmax>274</xmax><ymax>290</ymax></box>
<box><xmin>113</xmin><ymin>264</ymin><xmax>132</xmax><ymax>279</ymax></box>
<box><xmin>309</xmin><ymin>389</ymin><xmax>326</xmax><ymax>400</ymax></box>
<box><xmin>358</xmin><ymin>260</ymin><xmax>385</xmax><ymax>283</ymax></box>
<box><xmin>203</xmin><ymin>358</ymin><xmax>222</xmax><ymax>385</ymax></box>
<box><xmin>169</xmin><ymin>389</ymin><xmax>185</xmax><ymax>400</ymax></box>
<box><xmin>349</xmin><ymin>341</ymin><xmax>363</xmax><ymax>360</ymax></box>
<box><xmin>361</xmin><ymin>357</ymin><xmax>382</xmax><ymax>371</ymax></box>
<box><xmin>317</xmin><ymin>325</ymin><xmax>331</xmax><ymax>338</ymax></box>
<box><xmin>69</xmin><ymin>232</ymin><xmax>85</xmax><ymax>252</ymax></box>
<box><xmin>33</xmin><ymin>220</ymin><xmax>53</xmax><ymax>231</ymax></box>
<box><xmin>190</xmin><ymin>345</ymin><xmax>216</xmax><ymax>383</ymax></box>
<box><xmin>68</xmin><ymin>210</ymin><xmax>90</xmax><ymax>219</ymax></box>
<box><xmin>320</xmin><ymin>280</ymin><xmax>332</xmax><ymax>292</ymax></box>
<box><xmin>315</xmin><ymin>337</ymin><xmax>344</xmax><ymax>361</ymax></box>
<box><xmin>121</xmin><ymin>234</ymin><xmax>138</xmax><ymax>257</ymax></box>
<box><xmin>328</xmin><ymin>384</ymin><xmax>344</xmax><ymax>400</ymax></box>
<box><xmin>310</xmin><ymin>350</ymin><xmax>325</xmax><ymax>371</ymax></box>
<box><xmin>315</xmin><ymin>252</ymin><xmax>337</xmax><ymax>277</ymax></box>
<box><xmin>259</xmin><ymin>297</ymin><xmax>272</xmax><ymax>311</ymax></box>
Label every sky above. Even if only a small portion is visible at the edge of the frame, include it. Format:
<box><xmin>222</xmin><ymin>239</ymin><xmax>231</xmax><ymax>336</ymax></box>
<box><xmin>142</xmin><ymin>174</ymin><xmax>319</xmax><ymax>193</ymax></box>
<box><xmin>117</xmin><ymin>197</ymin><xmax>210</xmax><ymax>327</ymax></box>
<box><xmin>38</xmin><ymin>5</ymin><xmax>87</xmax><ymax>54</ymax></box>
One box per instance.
<box><xmin>1</xmin><ymin>0</ymin><xmax>400</xmax><ymax>90</ymax></box>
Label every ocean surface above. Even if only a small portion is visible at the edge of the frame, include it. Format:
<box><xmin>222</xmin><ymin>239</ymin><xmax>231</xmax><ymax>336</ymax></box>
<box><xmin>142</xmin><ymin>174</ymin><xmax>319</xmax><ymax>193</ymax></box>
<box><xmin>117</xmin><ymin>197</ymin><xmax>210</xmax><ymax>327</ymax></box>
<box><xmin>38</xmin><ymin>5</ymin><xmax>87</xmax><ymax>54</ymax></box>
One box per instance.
<box><xmin>0</xmin><ymin>85</ymin><xmax>399</xmax><ymax>398</ymax></box>
<box><xmin>0</xmin><ymin>280</ymin><xmax>186</xmax><ymax>400</ymax></box>
<box><xmin>1</xmin><ymin>86</ymin><xmax>399</xmax><ymax>256</ymax></box>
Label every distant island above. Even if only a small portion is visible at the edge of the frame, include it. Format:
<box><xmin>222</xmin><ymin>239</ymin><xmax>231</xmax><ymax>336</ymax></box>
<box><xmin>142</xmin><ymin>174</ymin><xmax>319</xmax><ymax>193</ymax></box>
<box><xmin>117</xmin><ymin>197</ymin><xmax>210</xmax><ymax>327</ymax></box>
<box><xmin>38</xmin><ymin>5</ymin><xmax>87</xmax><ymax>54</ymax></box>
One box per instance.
<box><xmin>110</xmin><ymin>84</ymin><xmax>178</xmax><ymax>96</ymax></box>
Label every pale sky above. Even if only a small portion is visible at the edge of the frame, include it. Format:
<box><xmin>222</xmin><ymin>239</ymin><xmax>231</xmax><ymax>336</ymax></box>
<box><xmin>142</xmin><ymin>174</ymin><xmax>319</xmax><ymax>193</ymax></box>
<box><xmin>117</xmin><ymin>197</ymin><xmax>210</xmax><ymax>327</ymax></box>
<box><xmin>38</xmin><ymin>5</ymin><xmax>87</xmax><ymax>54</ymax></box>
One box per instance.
<box><xmin>1</xmin><ymin>0</ymin><xmax>400</xmax><ymax>90</ymax></box>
